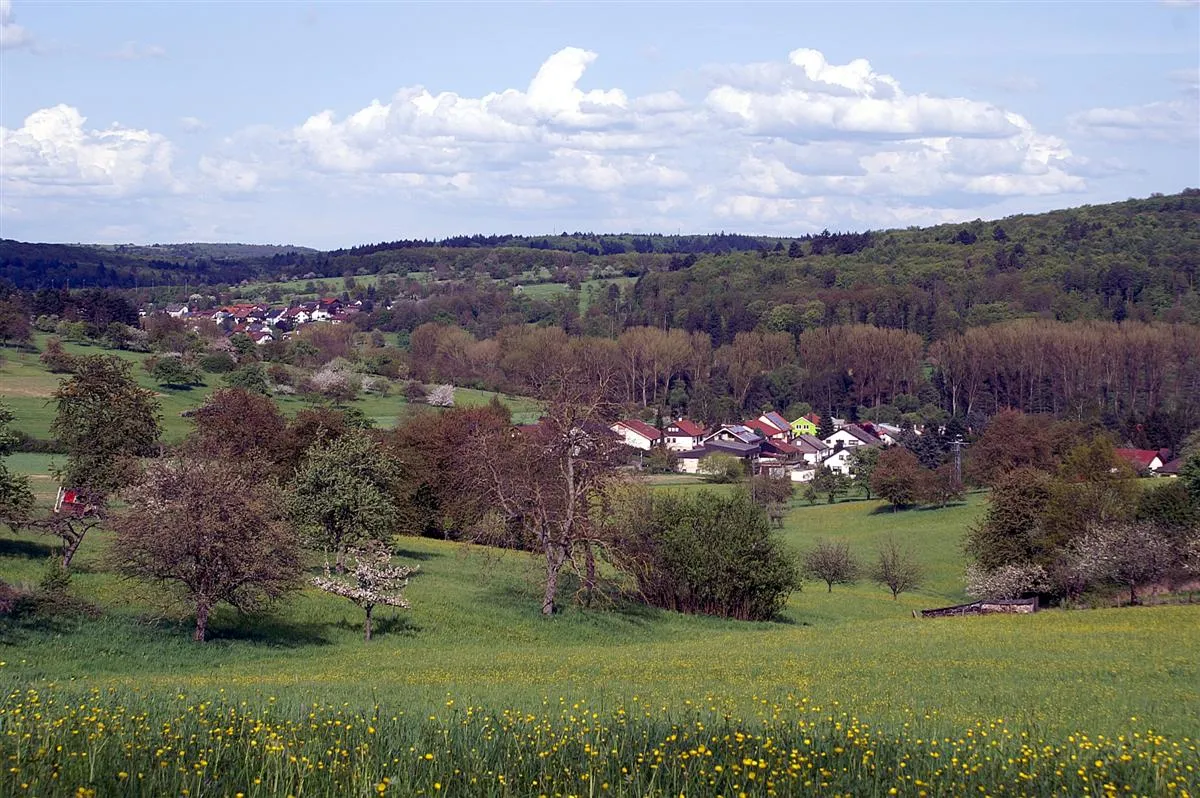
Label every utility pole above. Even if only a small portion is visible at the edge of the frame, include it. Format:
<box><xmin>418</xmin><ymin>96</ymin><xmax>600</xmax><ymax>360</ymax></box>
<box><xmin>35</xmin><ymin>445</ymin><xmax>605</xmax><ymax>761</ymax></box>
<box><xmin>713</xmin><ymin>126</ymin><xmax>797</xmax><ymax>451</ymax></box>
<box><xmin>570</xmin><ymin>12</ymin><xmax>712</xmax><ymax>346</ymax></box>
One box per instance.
<box><xmin>950</xmin><ymin>436</ymin><xmax>968</xmax><ymax>489</ymax></box>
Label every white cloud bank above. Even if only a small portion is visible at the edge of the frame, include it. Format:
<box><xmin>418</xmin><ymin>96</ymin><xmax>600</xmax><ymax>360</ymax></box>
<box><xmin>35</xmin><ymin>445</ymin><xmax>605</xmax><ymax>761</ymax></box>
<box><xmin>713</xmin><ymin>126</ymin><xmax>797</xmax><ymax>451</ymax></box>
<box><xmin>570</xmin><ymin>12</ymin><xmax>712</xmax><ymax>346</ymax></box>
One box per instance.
<box><xmin>0</xmin><ymin>105</ymin><xmax>178</xmax><ymax>197</ymax></box>
<box><xmin>4</xmin><ymin>46</ymin><xmax>1181</xmax><ymax>241</ymax></box>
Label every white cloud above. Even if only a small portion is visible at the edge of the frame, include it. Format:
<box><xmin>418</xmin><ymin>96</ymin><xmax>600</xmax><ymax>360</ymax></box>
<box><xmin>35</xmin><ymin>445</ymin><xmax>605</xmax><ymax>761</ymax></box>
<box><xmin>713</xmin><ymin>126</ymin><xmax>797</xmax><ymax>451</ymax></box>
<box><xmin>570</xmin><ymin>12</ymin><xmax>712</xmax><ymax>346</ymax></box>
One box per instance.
<box><xmin>5</xmin><ymin>46</ymin><xmax>1119</xmax><ymax>242</ymax></box>
<box><xmin>0</xmin><ymin>0</ymin><xmax>33</xmax><ymax>51</ymax></box>
<box><xmin>1068</xmin><ymin>98</ymin><xmax>1200</xmax><ymax>143</ymax></box>
<box><xmin>180</xmin><ymin>116</ymin><xmax>207</xmax><ymax>133</ymax></box>
<box><xmin>0</xmin><ymin>104</ymin><xmax>178</xmax><ymax>197</ymax></box>
<box><xmin>106</xmin><ymin>41</ymin><xmax>167</xmax><ymax>60</ymax></box>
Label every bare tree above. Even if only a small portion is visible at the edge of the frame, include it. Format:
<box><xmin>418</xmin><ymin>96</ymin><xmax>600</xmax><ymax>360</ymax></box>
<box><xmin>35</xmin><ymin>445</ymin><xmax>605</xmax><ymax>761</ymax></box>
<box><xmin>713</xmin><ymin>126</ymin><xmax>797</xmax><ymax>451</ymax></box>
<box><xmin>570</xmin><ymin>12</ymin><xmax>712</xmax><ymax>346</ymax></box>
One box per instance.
<box><xmin>109</xmin><ymin>457</ymin><xmax>301</xmax><ymax>641</ymax></box>
<box><xmin>313</xmin><ymin>547</ymin><xmax>415</xmax><ymax>641</ymax></box>
<box><xmin>871</xmin><ymin>535</ymin><xmax>923</xmax><ymax>600</ymax></box>
<box><xmin>465</xmin><ymin>364</ymin><xmax>625</xmax><ymax>615</ymax></box>
<box><xmin>803</xmin><ymin>540</ymin><xmax>860</xmax><ymax>592</ymax></box>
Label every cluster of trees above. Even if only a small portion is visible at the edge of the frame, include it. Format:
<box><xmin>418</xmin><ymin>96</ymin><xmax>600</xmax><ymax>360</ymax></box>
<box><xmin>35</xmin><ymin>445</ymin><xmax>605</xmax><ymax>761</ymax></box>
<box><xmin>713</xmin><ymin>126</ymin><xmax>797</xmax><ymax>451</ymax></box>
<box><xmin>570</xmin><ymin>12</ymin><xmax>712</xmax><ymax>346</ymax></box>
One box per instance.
<box><xmin>963</xmin><ymin>414</ymin><xmax>1200</xmax><ymax>605</ymax></box>
<box><xmin>0</xmin><ymin>355</ymin><xmax>802</xmax><ymax>640</ymax></box>
<box><xmin>801</xmin><ymin>537</ymin><xmax>924</xmax><ymax>600</ymax></box>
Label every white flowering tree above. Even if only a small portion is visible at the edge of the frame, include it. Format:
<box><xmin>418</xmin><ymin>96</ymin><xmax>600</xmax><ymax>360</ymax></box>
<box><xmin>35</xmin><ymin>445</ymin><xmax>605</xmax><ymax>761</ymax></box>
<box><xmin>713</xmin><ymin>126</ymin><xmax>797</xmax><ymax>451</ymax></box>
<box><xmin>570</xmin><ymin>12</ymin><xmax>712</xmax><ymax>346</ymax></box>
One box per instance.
<box><xmin>426</xmin><ymin>384</ymin><xmax>455</xmax><ymax>407</ymax></box>
<box><xmin>312</xmin><ymin>547</ymin><xmax>415</xmax><ymax>641</ymax></box>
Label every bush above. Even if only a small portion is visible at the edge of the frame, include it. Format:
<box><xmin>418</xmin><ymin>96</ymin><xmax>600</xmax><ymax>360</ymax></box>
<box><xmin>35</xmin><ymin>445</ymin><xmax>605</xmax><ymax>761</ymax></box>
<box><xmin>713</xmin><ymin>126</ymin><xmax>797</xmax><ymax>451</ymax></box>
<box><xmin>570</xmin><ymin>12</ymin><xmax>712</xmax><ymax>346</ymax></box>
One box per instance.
<box><xmin>199</xmin><ymin>351</ymin><xmax>236</xmax><ymax>373</ymax></box>
<box><xmin>698</xmin><ymin>453</ymin><xmax>745</xmax><ymax>483</ymax></box>
<box><xmin>610</xmin><ymin>489</ymin><xmax>801</xmax><ymax>621</ymax></box>
<box><xmin>643</xmin><ymin>447</ymin><xmax>678</xmax><ymax>475</ymax></box>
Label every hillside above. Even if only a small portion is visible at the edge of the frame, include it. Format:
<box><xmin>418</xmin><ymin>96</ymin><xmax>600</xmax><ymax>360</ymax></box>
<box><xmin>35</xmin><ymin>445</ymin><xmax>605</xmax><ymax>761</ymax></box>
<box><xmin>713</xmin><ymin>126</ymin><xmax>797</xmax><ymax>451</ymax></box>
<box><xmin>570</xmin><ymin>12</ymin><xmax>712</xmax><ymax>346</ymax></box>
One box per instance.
<box><xmin>3</xmin><ymin>191</ymin><xmax>1197</xmax><ymax>340</ymax></box>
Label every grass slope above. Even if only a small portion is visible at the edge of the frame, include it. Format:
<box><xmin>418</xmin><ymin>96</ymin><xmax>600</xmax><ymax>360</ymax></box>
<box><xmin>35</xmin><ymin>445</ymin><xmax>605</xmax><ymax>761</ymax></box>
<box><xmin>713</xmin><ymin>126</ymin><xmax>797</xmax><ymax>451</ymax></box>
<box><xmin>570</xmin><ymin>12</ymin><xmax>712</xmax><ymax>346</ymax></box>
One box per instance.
<box><xmin>0</xmin><ymin>490</ymin><xmax>1196</xmax><ymax>738</ymax></box>
<box><xmin>0</xmin><ymin>337</ymin><xmax>541</xmax><ymax>441</ymax></box>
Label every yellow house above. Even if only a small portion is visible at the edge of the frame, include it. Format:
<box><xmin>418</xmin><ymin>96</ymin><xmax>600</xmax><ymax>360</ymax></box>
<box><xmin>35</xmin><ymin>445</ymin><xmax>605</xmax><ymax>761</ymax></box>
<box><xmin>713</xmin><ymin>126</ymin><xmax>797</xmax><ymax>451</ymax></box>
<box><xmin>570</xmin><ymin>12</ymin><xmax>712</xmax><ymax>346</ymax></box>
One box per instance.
<box><xmin>790</xmin><ymin>413</ymin><xmax>820</xmax><ymax>437</ymax></box>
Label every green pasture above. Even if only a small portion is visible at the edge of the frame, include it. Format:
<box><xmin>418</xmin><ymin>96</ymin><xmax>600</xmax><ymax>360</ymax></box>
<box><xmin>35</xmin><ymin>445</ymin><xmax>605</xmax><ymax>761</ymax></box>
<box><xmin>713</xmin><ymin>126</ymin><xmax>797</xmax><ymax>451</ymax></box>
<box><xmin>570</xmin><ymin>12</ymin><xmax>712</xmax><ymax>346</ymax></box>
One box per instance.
<box><xmin>0</xmin><ymin>339</ymin><xmax>541</xmax><ymax>442</ymax></box>
<box><xmin>0</xmin><ymin>488</ymin><xmax>1196</xmax><ymax>739</ymax></box>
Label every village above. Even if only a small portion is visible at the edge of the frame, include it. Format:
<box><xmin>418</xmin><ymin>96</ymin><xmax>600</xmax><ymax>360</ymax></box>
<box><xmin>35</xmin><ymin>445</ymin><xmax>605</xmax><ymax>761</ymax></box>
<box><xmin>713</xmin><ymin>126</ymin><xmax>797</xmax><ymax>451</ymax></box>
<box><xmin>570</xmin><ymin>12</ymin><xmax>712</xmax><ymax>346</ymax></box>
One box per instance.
<box><xmin>612</xmin><ymin>414</ymin><xmax>1180</xmax><ymax>483</ymax></box>
<box><xmin>158</xmin><ymin>296</ymin><xmax>364</xmax><ymax>345</ymax></box>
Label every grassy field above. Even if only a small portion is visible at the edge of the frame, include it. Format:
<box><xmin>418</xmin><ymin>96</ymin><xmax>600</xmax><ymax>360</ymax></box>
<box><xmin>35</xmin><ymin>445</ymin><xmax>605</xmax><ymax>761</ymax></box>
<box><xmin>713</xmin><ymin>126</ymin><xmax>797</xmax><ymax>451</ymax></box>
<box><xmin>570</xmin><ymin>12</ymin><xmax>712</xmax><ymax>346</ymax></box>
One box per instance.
<box><xmin>0</xmin><ymin>339</ymin><xmax>541</xmax><ymax>441</ymax></box>
<box><xmin>3</xmin><ymin>342</ymin><xmax>1198</xmax><ymax>793</ymax></box>
<box><xmin>0</xmin><ymin>479</ymin><xmax>1197</xmax><ymax>794</ymax></box>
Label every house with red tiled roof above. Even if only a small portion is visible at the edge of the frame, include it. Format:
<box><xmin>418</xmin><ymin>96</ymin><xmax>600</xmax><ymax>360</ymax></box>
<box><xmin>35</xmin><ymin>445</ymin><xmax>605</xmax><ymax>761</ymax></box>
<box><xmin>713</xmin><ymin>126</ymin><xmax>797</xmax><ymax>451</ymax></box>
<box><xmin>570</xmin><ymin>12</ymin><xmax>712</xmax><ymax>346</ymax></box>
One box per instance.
<box><xmin>663</xmin><ymin>419</ymin><xmax>708</xmax><ymax>451</ymax></box>
<box><xmin>744</xmin><ymin>417</ymin><xmax>790</xmax><ymax>442</ymax></box>
<box><xmin>611</xmin><ymin>419</ymin><xmax>662</xmax><ymax>451</ymax></box>
<box><xmin>1114</xmin><ymin>448</ymin><xmax>1166</xmax><ymax>473</ymax></box>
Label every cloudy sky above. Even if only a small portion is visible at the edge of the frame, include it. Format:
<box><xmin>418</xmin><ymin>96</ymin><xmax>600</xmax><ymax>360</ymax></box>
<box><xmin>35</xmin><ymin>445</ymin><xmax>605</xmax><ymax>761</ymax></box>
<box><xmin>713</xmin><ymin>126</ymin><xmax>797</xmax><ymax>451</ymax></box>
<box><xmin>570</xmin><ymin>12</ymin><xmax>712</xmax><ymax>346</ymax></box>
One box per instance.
<box><xmin>1</xmin><ymin>1</ymin><xmax>1197</xmax><ymax>248</ymax></box>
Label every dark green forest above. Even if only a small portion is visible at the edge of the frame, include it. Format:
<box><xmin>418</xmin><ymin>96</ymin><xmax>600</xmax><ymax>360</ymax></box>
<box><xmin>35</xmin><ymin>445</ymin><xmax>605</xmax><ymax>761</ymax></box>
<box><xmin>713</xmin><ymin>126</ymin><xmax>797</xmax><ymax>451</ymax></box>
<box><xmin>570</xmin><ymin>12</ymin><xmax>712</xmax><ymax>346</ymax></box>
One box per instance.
<box><xmin>3</xmin><ymin>190</ymin><xmax>1197</xmax><ymax>344</ymax></box>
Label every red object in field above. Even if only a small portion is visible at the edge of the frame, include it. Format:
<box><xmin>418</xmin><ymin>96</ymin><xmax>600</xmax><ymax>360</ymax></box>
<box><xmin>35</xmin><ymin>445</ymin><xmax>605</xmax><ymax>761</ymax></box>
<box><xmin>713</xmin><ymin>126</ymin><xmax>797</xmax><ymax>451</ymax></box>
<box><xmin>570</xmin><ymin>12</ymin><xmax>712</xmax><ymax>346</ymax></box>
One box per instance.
<box><xmin>54</xmin><ymin>487</ymin><xmax>89</xmax><ymax>517</ymax></box>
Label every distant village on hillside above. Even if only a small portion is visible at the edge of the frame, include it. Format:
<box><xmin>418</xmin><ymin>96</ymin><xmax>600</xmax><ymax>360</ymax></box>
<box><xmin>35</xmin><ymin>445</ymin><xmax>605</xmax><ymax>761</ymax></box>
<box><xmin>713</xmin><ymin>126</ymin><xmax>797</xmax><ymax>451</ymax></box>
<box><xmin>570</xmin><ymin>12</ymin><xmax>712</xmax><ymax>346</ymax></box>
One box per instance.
<box><xmin>155</xmin><ymin>296</ymin><xmax>364</xmax><ymax>346</ymax></box>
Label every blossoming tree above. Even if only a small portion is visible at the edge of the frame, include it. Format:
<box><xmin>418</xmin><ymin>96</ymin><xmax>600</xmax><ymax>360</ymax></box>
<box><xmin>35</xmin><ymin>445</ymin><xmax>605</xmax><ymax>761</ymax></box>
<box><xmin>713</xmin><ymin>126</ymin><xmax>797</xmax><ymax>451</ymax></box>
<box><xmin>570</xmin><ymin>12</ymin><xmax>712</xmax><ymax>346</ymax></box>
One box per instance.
<box><xmin>312</xmin><ymin>548</ymin><xmax>415</xmax><ymax>641</ymax></box>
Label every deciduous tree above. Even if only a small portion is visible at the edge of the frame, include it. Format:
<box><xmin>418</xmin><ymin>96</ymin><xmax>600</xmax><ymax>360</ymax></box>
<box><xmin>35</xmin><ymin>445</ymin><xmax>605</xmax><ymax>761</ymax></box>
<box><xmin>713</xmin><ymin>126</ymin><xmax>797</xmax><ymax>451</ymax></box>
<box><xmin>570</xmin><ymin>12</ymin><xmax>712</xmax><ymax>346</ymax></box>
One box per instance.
<box><xmin>288</xmin><ymin>429</ymin><xmax>405</xmax><ymax>571</ymax></box>
<box><xmin>871</xmin><ymin>535</ymin><xmax>923</xmax><ymax>599</ymax></box>
<box><xmin>109</xmin><ymin>457</ymin><xmax>301</xmax><ymax>641</ymax></box>
<box><xmin>312</xmin><ymin>547</ymin><xmax>415</xmax><ymax>641</ymax></box>
<box><xmin>46</xmin><ymin>355</ymin><xmax>161</xmax><ymax>567</ymax></box>
<box><xmin>803</xmin><ymin>540</ymin><xmax>860</xmax><ymax>592</ymax></box>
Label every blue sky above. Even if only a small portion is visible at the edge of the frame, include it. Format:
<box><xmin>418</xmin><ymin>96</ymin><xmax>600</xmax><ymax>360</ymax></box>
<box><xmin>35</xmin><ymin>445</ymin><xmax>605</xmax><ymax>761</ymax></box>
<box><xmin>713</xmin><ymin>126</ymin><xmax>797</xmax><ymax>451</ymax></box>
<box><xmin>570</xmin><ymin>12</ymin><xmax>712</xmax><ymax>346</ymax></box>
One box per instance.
<box><xmin>2</xmin><ymin>1</ymin><xmax>1197</xmax><ymax>248</ymax></box>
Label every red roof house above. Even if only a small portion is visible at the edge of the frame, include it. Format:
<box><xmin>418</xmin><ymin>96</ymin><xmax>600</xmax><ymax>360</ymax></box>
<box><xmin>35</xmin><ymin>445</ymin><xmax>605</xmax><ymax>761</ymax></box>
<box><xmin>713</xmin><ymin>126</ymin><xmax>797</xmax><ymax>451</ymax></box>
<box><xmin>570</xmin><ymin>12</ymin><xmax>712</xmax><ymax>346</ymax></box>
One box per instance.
<box><xmin>1114</xmin><ymin>449</ymin><xmax>1166</xmax><ymax>472</ymax></box>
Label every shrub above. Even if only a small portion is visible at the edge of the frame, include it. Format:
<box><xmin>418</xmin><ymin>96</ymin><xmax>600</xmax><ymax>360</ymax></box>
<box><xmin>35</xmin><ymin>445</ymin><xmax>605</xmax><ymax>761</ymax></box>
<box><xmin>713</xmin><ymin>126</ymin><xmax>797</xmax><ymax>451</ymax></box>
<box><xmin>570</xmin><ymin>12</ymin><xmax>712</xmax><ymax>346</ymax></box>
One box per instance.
<box><xmin>698</xmin><ymin>453</ymin><xmax>745</xmax><ymax>483</ymax></box>
<box><xmin>609</xmin><ymin>488</ymin><xmax>801</xmax><ymax>621</ymax></box>
<box><xmin>199</xmin><ymin>351</ymin><xmax>236</xmax><ymax>373</ymax></box>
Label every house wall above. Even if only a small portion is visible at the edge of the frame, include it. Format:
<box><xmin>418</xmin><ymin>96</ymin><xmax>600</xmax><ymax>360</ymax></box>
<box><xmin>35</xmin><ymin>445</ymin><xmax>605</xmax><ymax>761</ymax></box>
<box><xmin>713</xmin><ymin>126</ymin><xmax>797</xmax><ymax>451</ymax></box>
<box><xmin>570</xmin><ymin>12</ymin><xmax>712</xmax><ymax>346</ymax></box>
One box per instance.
<box><xmin>613</xmin><ymin>426</ymin><xmax>655</xmax><ymax>451</ymax></box>
<box><xmin>664</xmin><ymin>434</ymin><xmax>698</xmax><ymax>452</ymax></box>
<box><xmin>824</xmin><ymin>449</ymin><xmax>854</xmax><ymax>476</ymax></box>
<box><xmin>825</xmin><ymin>430</ymin><xmax>865</xmax><ymax>449</ymax></box>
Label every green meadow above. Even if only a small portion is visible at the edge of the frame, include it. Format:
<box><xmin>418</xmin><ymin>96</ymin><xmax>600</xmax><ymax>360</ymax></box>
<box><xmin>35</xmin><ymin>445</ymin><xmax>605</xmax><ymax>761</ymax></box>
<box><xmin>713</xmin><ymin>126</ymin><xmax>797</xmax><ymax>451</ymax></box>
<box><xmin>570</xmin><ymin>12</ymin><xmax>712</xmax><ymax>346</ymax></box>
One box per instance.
<box><xmin>0</xmin><ymin>338</ymin><xmax>541</xmax><ymax>442</ymax></box>
<box><xmin>2</xmin><ymin>343</ymin><xmax>1198</xmax><ymax>795</ymax></box>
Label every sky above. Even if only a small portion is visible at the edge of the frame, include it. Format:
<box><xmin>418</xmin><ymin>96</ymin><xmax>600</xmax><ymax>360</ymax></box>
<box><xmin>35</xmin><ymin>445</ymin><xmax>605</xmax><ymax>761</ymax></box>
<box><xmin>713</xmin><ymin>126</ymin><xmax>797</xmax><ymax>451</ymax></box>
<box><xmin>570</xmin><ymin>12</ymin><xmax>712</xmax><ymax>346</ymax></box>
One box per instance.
<box><xmin>1</xmin><ymin>1</ymin><xmax>1197</xmax><ymax>249</ymax></box>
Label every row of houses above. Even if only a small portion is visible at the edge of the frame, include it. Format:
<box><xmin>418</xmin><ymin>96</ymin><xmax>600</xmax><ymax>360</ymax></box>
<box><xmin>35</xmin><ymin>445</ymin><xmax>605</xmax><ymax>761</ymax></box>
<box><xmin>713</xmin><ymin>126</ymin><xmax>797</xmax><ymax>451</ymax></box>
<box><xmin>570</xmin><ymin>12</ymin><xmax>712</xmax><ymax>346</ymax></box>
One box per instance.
<box><xmin>157</xmin><ymin>298</ymin><xmax>363</xmax><ymax>344</ymax></box>
<box><xmin>612</xmin><ymin>413</ymin><xmax>902</xmax><ymax>482</ymax></box>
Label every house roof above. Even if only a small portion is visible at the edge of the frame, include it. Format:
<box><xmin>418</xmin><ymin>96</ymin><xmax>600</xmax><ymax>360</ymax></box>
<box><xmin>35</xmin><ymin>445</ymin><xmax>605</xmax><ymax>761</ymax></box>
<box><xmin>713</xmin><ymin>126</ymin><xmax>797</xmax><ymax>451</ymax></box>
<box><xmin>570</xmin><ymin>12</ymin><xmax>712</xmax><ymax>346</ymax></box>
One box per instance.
<box><xmin>743</xmin><ymin>418</ymin><xmax>783</xmax><ymax>438</ymax></box>
<box><xmin>763</xmin><ymin>440</ymin><xmax>802</xmax><ymax>456</ymax></box>
<box><xmin>714</xmin><ymin>424</ymin><xmax>763</xmax><ymax>444</ymax></box>
<box><xmin>1157</xmin><ymin>457</ymin><xmax>1184</xmax><ymax>475</ymax></box>
<box><xmin>614</xmin><ymin>419</ymin><xmax>661</xmax><ymax>441</ymax></box>
<box><xmin>1115</xmin><ymin>449</ymin><xmax>1163</xmax><ymax>469</ymax></box>
<box><xmin>834</xmin><ymin>424</ymin><xmax>883</xmax><ymax>446</ymax></box>
<box><xmin>667</xmin><ymin>418</ymin><xmax>706</xmax><ymax>437</ymax></box>
<box><xmin>706</xmin><ymin>440</ymin><xmax>760</xmax><ymax>456</ymax></box>
<box><xmin>804</xmin><ymin>414</ymin><xmax>821</xmax><ymax>425</ymax></box>
<box><xmin>794</xmin><ymin>434</ymin><xmax>830</xmax><ymax>452</ymax></box>
<box><xmin>760</xmin><ymin>411</ymin><xmax>791</xmax><ymax>432</ymax></box>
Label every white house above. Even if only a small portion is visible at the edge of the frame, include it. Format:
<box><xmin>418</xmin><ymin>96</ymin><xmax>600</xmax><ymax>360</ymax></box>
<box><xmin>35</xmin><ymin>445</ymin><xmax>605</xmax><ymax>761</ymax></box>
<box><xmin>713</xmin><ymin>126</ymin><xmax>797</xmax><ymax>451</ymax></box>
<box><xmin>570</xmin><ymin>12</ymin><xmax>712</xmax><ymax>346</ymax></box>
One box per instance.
<box><xmin>164</xmin><ymin>303</ymin><xmax>189</xmax><ymax>318</ymax></box>
<box><xmin>611</xmin><ymin>419</ymin><xmax>662</xmax><ymax>451</ymax></box>
<box><xmin>822</xmin><ymin>447</ymin><xmax>857</xmax><ymax>476</ymax></box>
<box><xmin>662</xmin><ymin>419</ymin><xmax>707</xmax><ymax>452</ymax></box>
<box><xmin>823</xmin><ymin>424</ymin><xmax>883</xmax><ymax>451</ymax></box>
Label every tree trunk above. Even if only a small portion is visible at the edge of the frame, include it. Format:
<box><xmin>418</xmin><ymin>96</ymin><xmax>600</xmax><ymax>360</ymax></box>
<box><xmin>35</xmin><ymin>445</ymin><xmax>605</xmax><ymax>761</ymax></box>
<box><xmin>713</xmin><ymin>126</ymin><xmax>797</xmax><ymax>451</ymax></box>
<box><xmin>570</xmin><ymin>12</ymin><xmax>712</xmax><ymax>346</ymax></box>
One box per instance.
<box><xmin>194</xmin><ymin>601</ymin><xmax>211</xmax><ymax>642</ymax></box>
<box><xmin>335</xmin><ymin>547</ymin><xmax>346</xmax><ymax>573</ymax></box>
<box><xmin>60</xmin><ymin>525</ymin><xmax>85</xmax><ymax>569</ymax></box>
<box><xmin>542</xmin><ymin>546</ymin><xmax>563</xmax><ymax>616</ymax></box>
<box><xmin>583</xmin><ymin>542</ymin><xmax>597</xmax><ymax>607</ymax></box>
<box><xmin>364</xmin><ymin>604</ymin><xmax>373</xmax><ymax>641</ymax></box>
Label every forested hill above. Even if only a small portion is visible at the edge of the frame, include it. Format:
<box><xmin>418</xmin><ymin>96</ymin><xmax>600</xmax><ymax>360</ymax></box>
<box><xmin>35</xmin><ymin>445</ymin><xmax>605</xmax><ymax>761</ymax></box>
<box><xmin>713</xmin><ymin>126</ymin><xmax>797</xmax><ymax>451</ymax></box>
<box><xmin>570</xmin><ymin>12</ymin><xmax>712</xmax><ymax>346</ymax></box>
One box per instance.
<box><xmin>2</xmin><ymin>190</ymin><xmax>1197</xmax><ymax>338</ymax></box>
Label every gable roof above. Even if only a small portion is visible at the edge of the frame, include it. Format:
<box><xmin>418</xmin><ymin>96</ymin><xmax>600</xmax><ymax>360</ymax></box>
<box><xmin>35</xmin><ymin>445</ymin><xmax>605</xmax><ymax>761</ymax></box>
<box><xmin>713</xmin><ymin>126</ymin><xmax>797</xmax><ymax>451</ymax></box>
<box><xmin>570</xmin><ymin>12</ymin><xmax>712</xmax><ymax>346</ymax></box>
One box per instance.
<box><xmin>614</xmin><ymin>419</ymin><xmax>661</xmax><ymax>441</ymax></box>
<box><xmin>743</xmin><ymin>418</ymin><xmax>784</xmax><ymax>438</ymax></box>
<box><xmin>712</xmin><ymin>424</ymin><xmax>763</xmax><ymax>445</ymax></box>
<box><xmin>666</xmin><ymin>419</ymin><xmax>706</xmax><ymax>437</ymax></box>
<box><xmin>1114</xmin><ymin>449</ymin><xmax>1164</xmax><ymax>470</ymax></box>
<box><xmin>1158</xmin><ymin>457</ymin><xmax>1184</xmax><ymax>475</ymax></box>
<box><xmin>760</xmin><ymin>411</ymin><xmax>791</xmax><ymax>432</ymax></box>
<box><xmin>836</xmin><ymin>424</ymin><xmax>883</xmax><ymax>446</ymax></box>
<box><xmin>793</xmin><ymin>434</ymin><xmax>830</xmax><ymax>453</ymax></box>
